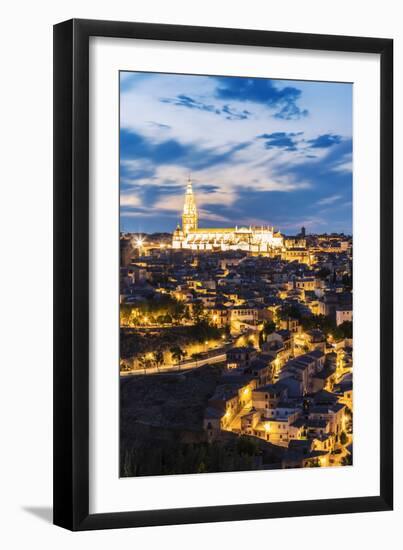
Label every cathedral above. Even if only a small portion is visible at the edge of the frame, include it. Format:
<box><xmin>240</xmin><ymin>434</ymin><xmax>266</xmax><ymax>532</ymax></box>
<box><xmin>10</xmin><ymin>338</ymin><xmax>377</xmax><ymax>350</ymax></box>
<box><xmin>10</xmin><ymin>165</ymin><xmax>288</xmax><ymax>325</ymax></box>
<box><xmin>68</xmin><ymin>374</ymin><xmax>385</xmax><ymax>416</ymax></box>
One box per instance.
<box><xmin>172</xmin><ymin>179</ymin><xmax>284</xmax><ymax>253</ymax></box>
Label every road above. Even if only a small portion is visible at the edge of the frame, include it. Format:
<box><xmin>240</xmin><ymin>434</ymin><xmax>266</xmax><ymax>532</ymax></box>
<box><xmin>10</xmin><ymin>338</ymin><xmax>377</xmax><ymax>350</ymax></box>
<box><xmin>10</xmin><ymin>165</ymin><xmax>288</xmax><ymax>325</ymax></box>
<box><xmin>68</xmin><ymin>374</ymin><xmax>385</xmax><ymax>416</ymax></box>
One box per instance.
<box><xmin>121</xmin><ymin>350</ymin><xmax>227</xmax><ymax>376</ymax></box>
<box><xmin>120</xmin><ymin>326</ymin><xmax>259</xmax><ymax>377</ymax></box>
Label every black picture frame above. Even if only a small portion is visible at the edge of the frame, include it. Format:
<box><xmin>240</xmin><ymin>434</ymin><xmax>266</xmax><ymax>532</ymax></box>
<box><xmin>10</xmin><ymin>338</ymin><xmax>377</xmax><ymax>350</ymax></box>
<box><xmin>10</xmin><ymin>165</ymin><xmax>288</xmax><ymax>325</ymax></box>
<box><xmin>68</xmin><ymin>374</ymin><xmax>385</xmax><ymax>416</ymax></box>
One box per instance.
<box><xmin>53</xmin><ymin>18</ymin><xmax>393</xmax><ymax>531</ymax></box>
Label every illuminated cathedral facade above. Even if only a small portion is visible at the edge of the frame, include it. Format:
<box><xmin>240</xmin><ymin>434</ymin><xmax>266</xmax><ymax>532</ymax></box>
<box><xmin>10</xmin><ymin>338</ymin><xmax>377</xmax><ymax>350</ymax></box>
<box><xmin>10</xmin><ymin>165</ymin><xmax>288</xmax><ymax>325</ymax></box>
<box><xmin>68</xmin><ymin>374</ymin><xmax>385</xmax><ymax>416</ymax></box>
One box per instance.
<box><xmin>172</xmin><ymin>179</ymin><xmax>284</xmax><ymax>253</ymax></box>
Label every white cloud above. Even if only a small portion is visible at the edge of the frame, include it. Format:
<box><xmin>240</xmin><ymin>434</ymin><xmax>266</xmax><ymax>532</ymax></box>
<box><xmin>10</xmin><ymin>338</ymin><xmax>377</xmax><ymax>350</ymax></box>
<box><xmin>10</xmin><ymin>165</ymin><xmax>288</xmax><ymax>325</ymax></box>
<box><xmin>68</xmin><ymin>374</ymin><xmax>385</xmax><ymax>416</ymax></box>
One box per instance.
<box><xmin>119</xmin><ymin>73</ymin><xmax>352</xmax><ymax>231</ymax></box>
<box><xmin>316</xmin><ymin>194</ymin><xmax>342</xmax><ymax>206</ymax></box>
<box><xmin>120</xmin><ymin>194</ymin><xmax>142</xmax><ymax>207</ymax></box>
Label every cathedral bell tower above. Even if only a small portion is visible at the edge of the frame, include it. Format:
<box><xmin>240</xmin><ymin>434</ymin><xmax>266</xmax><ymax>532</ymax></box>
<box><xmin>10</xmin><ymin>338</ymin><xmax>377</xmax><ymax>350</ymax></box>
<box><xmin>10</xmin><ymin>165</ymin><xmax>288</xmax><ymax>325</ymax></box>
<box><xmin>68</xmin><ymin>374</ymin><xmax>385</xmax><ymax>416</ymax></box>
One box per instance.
<box><xmin>182</xmin><ymin>177</ymin><xmax>198</xmax><ymax>235</ymax></box>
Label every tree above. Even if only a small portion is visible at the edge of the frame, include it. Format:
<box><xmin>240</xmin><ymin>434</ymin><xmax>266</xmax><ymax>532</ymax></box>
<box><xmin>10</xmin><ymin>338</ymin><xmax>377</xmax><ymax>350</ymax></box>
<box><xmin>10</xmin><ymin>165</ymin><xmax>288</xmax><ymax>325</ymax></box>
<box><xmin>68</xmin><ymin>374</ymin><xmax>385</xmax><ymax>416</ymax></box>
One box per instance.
<box><xmin>342</xmin><ymin>273</ymin><xmax>352</xmax><ymax>289</ymax></box>
<box><xmin>192</xmin><ymin>300</ymin><xmax>205</xmax><ymax>323</ymax></box>
<box><xmin>183</xmin><ymin>307</ymin><xmax>191</xmax><ymax>321</ymax></box>
<box><xmin>338</xmin><ymin>321</ymin><xmax>352</xmax><ymax>339</ymax></box>
<box><xmin>160</xmin><ymin>313</ymin><xmax>172</xmax><ymax>325</ymax></box>
<box><xmin>153</xmin><ymin>349</ymin><xmax>164</xmax><ymax>372</ymax></box>
<box><xmin>259</xmin><ymin>320</ymin><xmax>276</xmax><ymax>346</ymax></box>
<box><xmin>137</xmin><ymin>354</ymin><xmax>146</xmax><ymax>373</ymax></box>
<box><xmin>332</xmin><ymin>326</ymin><xmax>345</xmax><ymax>341</ymax></box>
<box><xmin>258</xmin><ymin>331</ymin><xmax>264</xmax><ymax>348</ymax></box>
<box><xmin>263</xmin><ymin>320</ymin><xmax>276</xmax><ymax>335</ymax></box>
<box><xmin>340</xmin><ymin>431</ymin><xmax>348</xmax><ymax>445</ymax></box>
<box><xmin>120</xmin><ymin>360</ymin><xmax>132</xmax><ymax>373</ymax></box>
<box><xmin>172</xmin><ymin>301</ymin><xmax>186</xmax><ymax>324</ymax></box>
<box><xmin>170</xmin><ymin>346</ymin><xmax>186</xmax><ymax>369</ymax></box>
<box><xmin>237</xmin><ymin>436</ymin><xmax>259</xmax><ymax>456</ymax></box>
<box><xmin>120</xmin><ymin>304</ymin><xmax>134</xmax><ymax>327</ymax></box>
<box><xmin>137</xmin><ymin>354</ymin><xmax>153</xmax><ymax>374</ymax></box>
<box><xmin>278</xmin><ymin>305</ymin><xmax>301</xmax><ymax>321</ymax></box>
<box><xmin>317</xmin><ymin>267</ymin><xmax>331</xmax><ymax>279</ymax></box>
<box><xmin>301</xmin><ymin>314</ymin><xmax>336</xmax><ymax>337</ymax></box>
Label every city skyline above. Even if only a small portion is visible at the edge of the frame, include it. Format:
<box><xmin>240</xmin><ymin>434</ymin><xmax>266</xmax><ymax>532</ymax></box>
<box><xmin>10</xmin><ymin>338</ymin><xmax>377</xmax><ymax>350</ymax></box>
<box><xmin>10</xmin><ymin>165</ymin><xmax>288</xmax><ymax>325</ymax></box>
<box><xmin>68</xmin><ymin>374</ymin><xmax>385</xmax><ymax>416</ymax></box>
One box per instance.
<box><xmin>120</xmin><ymin>72</ymin><xmax>352</xmax><ymax>235</ymax></box>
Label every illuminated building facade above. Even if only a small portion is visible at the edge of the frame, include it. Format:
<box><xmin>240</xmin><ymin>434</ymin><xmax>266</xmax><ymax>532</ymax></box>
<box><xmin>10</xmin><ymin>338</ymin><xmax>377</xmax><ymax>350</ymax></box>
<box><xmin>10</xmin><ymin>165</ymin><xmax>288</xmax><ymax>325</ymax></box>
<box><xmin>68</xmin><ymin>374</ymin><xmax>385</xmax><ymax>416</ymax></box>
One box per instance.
<box><xmin>172</xmin><ymin>179</ymin><xmax>284</xmax><ymax>253</ymax></box>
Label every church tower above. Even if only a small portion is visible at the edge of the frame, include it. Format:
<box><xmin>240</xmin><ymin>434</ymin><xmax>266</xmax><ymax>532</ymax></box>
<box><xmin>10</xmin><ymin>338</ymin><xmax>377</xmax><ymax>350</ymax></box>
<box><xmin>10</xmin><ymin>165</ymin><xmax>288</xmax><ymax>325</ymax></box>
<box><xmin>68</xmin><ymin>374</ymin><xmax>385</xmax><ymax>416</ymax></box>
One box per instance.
<box><xmin>182</xmin><ymin>177</ymin><xmax>198</xmax><ymax>235</ymax></box>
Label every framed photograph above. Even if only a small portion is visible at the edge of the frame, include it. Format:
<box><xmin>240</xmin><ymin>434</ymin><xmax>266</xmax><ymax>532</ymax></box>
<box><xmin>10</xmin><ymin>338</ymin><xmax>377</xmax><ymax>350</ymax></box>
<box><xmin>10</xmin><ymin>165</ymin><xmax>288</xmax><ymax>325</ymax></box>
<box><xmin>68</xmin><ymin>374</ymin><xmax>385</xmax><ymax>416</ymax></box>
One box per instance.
<box><xmin>53</xmin><ymin>19</ymin><xmax>393</xmax><ymax>530</ymax></box>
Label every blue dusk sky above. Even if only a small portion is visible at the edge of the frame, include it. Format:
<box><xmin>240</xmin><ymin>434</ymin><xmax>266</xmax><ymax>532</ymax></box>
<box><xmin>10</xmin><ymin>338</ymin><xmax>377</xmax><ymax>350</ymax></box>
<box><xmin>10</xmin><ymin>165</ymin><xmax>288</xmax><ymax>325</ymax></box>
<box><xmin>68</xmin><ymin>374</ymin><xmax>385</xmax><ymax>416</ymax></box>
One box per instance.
<box><xmin>120</xmin><ymin>71</ymin><xmax>352</xmax><ymax>235</ymax></box>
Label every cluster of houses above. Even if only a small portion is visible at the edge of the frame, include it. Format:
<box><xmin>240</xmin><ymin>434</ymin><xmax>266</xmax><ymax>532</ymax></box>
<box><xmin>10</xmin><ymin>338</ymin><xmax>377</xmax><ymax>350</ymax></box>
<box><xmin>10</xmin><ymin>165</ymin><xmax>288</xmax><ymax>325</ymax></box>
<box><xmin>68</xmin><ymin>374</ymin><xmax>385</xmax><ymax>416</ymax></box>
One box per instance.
<box><xmin>203</xmin><ymin>335</ymin><xmax>352</xmax><ymax>468</ymax></box>
<box><xmin>120</xmin><ymin>231</ymin><xmax>353</xmax><ymax>468</ymax></box>
<box><xmin>120</xmin><ymin>242</ymin><xmax>352</xmax><ymax>338</ymax></box>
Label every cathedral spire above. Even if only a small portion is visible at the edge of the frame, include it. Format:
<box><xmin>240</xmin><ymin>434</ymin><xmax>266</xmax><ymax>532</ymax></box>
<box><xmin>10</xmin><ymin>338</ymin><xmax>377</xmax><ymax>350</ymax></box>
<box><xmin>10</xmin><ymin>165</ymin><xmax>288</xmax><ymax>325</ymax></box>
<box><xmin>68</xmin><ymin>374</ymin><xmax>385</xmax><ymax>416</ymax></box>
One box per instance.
<box><xmin>182</xmin><ymin>176</ymin><xmax>198</xmax><ymax>235</ymax></box>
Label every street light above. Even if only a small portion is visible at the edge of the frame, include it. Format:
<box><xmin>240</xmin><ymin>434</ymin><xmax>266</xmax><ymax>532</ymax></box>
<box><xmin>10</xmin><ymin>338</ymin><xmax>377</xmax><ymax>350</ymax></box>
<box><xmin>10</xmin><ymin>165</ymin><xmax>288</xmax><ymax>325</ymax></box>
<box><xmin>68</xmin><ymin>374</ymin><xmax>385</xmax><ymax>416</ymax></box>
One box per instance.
<box><xmin>135</xmin><ymin>236</ymin><xmax>145</xmax><ymax>256</ymax></box>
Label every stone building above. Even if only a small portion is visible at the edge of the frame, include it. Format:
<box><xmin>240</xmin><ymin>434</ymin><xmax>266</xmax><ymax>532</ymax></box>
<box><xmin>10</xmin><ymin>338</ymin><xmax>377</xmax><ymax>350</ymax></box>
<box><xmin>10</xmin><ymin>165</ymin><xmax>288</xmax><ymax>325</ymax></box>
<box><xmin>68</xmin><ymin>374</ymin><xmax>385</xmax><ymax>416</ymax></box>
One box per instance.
<box><xmin>172</xmin><ymin>179</ymin><xmax>284</xmax><ymax>253</ymax></box>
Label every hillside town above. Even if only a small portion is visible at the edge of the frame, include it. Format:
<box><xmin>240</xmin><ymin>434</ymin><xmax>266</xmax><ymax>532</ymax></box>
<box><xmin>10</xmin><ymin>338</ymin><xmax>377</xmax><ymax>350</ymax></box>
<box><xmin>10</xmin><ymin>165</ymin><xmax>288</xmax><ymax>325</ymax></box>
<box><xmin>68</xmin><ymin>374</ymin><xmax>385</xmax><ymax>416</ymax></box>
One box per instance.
<box><xmin>120</xmin><ymin>182</ymin><xmax>353</xmax><ymax>474</ymax></box>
